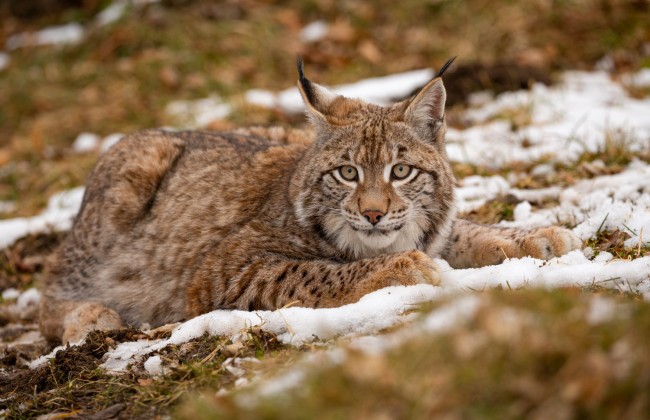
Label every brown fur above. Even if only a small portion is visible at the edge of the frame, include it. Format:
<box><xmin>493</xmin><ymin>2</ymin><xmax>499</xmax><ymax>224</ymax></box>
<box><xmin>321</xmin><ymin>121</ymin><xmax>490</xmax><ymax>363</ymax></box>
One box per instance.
<box><xmin>40</xmin><ymin>65</ymin><xmax>581</xmax><ymax>343</ymax></box>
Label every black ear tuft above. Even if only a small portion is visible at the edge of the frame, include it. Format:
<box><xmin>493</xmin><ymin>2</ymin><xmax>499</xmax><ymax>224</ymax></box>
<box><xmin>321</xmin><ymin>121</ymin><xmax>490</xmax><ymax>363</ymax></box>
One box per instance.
<box><xmin>436</xmin><ymin>56</ymin><xmax>457</xmax><ymax>78</ymax></box>
<box><xmin>296</xmin><ymin>55</ymin><xmax>317</xmax><ymax>105</ymax></box>
<box><xmin>297</xmin><ymin>55</ymin><xmax>306</xmax><ymax>80</ymax></box>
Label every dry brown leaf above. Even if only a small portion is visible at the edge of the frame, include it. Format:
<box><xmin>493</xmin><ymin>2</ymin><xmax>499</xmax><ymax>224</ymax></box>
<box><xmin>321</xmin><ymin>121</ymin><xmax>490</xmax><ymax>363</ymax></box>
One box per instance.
<box><xmin>358</xmin><ymin>40</ymin><xmax>383</xmax><ymax>64</ymax></box>
<box><xmin>597</xmin><ymin>228</ymin><xmax>630</xmax><ymax>251</ymax></box>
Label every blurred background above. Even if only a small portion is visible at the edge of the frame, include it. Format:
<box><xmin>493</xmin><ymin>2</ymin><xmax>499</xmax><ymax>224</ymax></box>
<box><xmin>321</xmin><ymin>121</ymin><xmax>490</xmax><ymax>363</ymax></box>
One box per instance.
<box><xmin>0</xmin><ymin>0</ymin><xmax>649</xmax><ymax>217</ymax></box>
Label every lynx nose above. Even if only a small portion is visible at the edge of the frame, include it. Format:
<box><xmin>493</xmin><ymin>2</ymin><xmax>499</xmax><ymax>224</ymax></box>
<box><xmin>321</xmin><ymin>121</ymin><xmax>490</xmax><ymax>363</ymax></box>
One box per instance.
<box><xmin>362</xmin><ymin>210</ymin><xmax>385</xmax><ymax>225</ymax></box>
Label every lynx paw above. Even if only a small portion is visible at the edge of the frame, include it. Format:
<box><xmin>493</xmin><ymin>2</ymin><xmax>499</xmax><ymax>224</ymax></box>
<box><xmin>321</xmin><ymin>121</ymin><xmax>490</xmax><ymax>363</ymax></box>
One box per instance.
<box><xmin>392</xmin><ymin>250</ymin><xmax>442</xmax><ymax>286</ymax></box>
<box><xmin>62</xmin><ymin>302</ymin><xmax>123</xmax><ymax>344</ymax></box>
<box><xmin>524</xmin><ymin>226</ymin><xmax>582</xmax><ymax>259</ymax></box>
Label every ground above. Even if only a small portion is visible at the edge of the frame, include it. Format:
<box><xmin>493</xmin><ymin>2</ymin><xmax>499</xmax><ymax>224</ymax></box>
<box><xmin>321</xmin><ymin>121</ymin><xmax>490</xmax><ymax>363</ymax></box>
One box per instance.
<box><xmin>1</xmin><ymin>0</ymin><xmax>650</xmax><ymax>419</ymax></box>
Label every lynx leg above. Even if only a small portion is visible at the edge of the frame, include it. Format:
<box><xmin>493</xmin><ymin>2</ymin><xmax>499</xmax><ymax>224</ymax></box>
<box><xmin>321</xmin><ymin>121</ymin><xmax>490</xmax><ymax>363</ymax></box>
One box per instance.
<box><xmin>363</xmin><ymin>250</ymin><xmax>442</xmax><ymax>290</ymax></box>
<box><xmin>187</xmin><ymin>249</ymin><xmax>441</xmax><ymax>315</ymax></box>
<box><xmin>522</xmin><ymin>225</ymin><xmax>583</xmax><ymax>258</ymax></box>
<box><xmin>443</xmin><ymin>219</ymin><xmax>582</xmax><ymax>268</ymax></box>
<box><xmin>40</xmin><ymin>296</ymin><xmax>123</xmax><ymax>344</ymax></box>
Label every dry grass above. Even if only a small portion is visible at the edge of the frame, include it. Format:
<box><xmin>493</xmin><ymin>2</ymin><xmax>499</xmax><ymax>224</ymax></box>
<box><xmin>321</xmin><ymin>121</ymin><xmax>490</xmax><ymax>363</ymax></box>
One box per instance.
<box><xmin>1</xmin><ymin>326</ymin><xmax>298</xmax><ymax>419</ymax></box>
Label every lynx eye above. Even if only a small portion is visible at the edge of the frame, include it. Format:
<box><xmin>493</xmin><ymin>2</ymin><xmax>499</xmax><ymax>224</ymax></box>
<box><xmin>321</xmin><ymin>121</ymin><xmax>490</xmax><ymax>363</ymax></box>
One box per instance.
<box><xmin>339</xmin><ymin>165</ymin><xmax>358</xmax><ymax>181</ymax></box>
<box><xmin>391</xmin><ymin>164</ymin><xmax>412</xmax><ymax>180</ymax></box>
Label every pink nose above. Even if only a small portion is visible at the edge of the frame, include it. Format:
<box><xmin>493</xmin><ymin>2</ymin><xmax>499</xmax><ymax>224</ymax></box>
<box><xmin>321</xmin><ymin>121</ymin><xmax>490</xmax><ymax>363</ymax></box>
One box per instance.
<box><xmin>362</xmin><ymin>210</ymin><xmax>385</xmax><ymax>225</ymax></box>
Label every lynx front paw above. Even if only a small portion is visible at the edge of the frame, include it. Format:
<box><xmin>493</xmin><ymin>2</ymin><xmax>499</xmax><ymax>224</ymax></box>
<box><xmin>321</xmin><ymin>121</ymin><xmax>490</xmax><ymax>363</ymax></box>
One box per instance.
<box><xmin>523</xmin><ymin>226</ymin><xmax>582</xmax><ymax>259</ymax></box>
<box><xmin>390</xmin><ymin>250</ymin><xmax>442</xmax><ymax>286</ymax></box>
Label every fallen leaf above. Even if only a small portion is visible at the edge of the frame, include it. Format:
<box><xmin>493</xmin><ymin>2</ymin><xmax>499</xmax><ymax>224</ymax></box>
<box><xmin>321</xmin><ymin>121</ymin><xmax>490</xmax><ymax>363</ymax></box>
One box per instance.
<box><xmin>138</xmin><ymin>378</ymin><xmax>153</xmax><ymax>386</ymax></box>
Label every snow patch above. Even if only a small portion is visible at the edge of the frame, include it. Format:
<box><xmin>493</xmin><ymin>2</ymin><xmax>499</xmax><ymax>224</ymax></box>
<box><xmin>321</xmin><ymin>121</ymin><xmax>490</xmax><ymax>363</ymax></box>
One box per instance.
<box><xmin>494</xmin><ymin>161</ymin><xmax>650</xmax><ymax>247</ymax></box>
<box><xmin>300</xmin><ymin>20</ymin><xmax>329</xmax><ymax>43</ymax></box>
<box><xmin>586</xmin><ymin>296</ymin><xmax>617</xmax><ymax>325</ymax></box>
<box><xmin>0</xmin><ymin>187</ymin><xmax>84</xmax><ymax>249</ymax></box>
<box><xmin>6</xmin><ymin>22</ymin><xmax>84</xmax><ymax>50</ymax></box>
<box><xmin>422</xmin><ymin>295</ymin><xmax>481</xmax><ymax>333</ymax></box>
<box><xmin>442</xmin><ymin>252</ymin><xmax>650</xmax><ymax>292</ymax></box>
<box><xmin>245</xmin><ymin>68</ymin><xmax>435</xmax><ymax>114</ymax></box>
<box><xmin>72</xmin><ymin>132</ymin><xmax>101</xmax><ymax>152</ymax></box>
<box><xmin>2</xmin><ymin>288</ymin><xmax>20</xmax><ymax>300</ymax></box>
<box><xmin>17</xmin><ymin>288</ymin><xmax>41</xmax><ymax>309</ymax></box>
<box><xmin>100</xmin><ymin>133</ymin><xmax>124</xmax><ymax>152</ymax></box>
<box><xmin>165</xmin><ymin>96</ymin><xmax>231</xmax><ymax>128</ymax></box>
<box><xmin>144</xmin><ymin>355</ymin><xmax>164</xmax><ymax>376</ymax></box>
<box><xmin>0</xmin><ymin>201</ymin><xmax>15</xmax><ymax>213</ymax></box>
<box><xmin>446</xmin><ymin>71</ymin><xmax>650</xmax><ymax>168</ymax></box>
<box><xmin>621</xmin><ymin>68</ymin><xmax>650</xmax><ymax>88</ymax></box>
<box><xmin>96</xmin><ymin>2</ymin><xmax>129</xmax><ymax>27</ymax></box>
<box><xmin>99</xmin><ymin>285</ymin><xmax>446</xmax><ymax>372</ymax></box>
<box><xmin>0</xmin><ymin>52</ymin><xmax>9</xmax><ymax>71</ymax></box>
<box><xmin>455</xmin><ymin>175</ymin><xmax>510</xmax><ymax>213</ymax></box>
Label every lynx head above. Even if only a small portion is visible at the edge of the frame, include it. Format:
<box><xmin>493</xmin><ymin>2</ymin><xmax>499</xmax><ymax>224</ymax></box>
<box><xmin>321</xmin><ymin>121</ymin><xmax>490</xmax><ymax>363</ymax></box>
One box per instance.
<box><xmin>290</xmin><ymin>58</ymin><xmax>457</xmax><ymax>259</ymax></box>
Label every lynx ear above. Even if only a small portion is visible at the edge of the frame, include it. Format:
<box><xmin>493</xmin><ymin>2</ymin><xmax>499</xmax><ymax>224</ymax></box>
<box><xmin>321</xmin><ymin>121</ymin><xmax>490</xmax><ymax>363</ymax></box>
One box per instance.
<box><xmin>296</xmin><ymin>56</ymin><xmax>340</xmax><ymax>124</ymax></box>
<box><xmin>403</xmin><ymin>57</ymin><xmax>455</xmax><ymax>140</ymax></box>
<box><xmin>404</xmin><ymin>77</ymin><xmax>446</xmax><ymax>133</ymax></box>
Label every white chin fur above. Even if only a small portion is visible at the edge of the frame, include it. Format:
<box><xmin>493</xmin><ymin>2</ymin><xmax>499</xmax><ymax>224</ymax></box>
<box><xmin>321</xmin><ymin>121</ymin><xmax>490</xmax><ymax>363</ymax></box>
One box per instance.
<box><xmin>325</xmin><ymin>213</ymin><xmax>425</xmax><ymax>258</ymax></box>
<box><xmin>357</xmin><ymin>230</ymin><xmax>399</xmax><ymax>249</ymax></box>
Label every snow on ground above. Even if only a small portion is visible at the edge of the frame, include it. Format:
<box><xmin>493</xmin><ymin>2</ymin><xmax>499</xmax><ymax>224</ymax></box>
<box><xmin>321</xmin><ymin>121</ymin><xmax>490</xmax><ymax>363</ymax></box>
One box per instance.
<box><xmin>503</xmin><ymin>160</ymin><xmax>650</xmax><ymax>247</ymax></box>
<box><xmin>72</xmin><ymin>133</ymin><xmax>102</xmax><ymax>152</ymax></box>
<box><xmin>2</xmin><ymin>1</ymin><xmax>160</xmax><ymax>52</ymax></box>
<box><xmin>246</xmin><ymin>68</ymin><xmax>435</xmax><ymax>114</ymax></box>
<box><xmin>229</xmin><ymin>295</ymin><xmax>483</xmax><ymax>402</ymax></box>
<box><xmin>5</xmin><ymin>23</ymin><xmax>85</xmax><ymax>50</ymax></box>
<box><xmin>300</xmin><ymin>20</ymin><xmax>329</xmax><ymax>43</ymax></box>
<box><xmin>2</xmin><ymin>68</ymin><xmax>650</xmax><ymax>374</ymax></box>
<box><xmin>72</xmin><ymin>132</ymin><xmax>124</xmax><ymax>153</ymax></box>
<box><xmin>455</xmin><ymin>160</ymin><xmax>650</xmax><ymax>248</ymax></box>
<box><xmin>621</xmin><ymin>68</ymin><xmax>650</xmax><ymax>88</ymax></box>
<box><xmin>1</xmin><ymin>288</ymin><xmax>20</xmax><ymax>300</ymax></box>
<box><xmin>0</xmin><ymin>201</ymin><xmax>15</xmax><ymax>213</ymax></box>
<box><xmin>0</xmin><ymin>52</ymin><xmax>9</xmax><ymax>71</ymax></box>
<box><xmin>95</xmin><ymin>1</ymin><xmax>130</xmax><ymax>27</ymax></box>
<box><xmin>445</xmin><ymin>71</ymin><xmax>650</xmax><ymax>168</ymax></box>
<box><xmin>165</xmin><ymin>95</ymin><xmax>231</xmax><ymax>128</ymax></box>
<box><xmin>0</xmin><ymin>187</ymin><xmax>84</xmax><ymax>249</ymax></box>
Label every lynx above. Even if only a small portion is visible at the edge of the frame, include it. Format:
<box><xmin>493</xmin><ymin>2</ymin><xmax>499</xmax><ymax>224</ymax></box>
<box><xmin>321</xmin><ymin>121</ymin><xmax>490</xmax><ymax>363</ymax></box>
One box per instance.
<box><xmin>40</xmin><ymin>58</ymin><xmax>581</xmax><ymax>343</ymax></box>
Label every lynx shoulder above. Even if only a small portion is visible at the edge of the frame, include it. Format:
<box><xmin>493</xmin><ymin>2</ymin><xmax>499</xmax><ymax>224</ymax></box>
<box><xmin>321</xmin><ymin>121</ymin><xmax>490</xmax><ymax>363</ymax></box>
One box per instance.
<box><xmin>40</xmin><ymin>59</ymin><xmax>580</xmax><ymax>343</ymax></box>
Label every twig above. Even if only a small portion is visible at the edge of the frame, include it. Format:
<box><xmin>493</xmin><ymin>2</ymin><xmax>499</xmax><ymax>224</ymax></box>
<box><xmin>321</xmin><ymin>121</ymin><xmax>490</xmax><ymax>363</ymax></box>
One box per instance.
<box><xmin>275</xmin><ymin>300</ymin><xmax>301</xmax><ymax>338</ymax></box>
<box><xmin>199</xmin><ymin>335</ymin><xmax>234</xmax><ymax>365</ymax></box>
<box><xmin>613</xmin><ymin>280</ymin><xmax>624</xmax><ymax>293</ymax></box>
<box><xmin>626</xmin><ymin>280</ymin><xmax>635</xmax><ymax>295</ymax></box>
<box><xmin>597</xmin><ymin>277</ymin><xmax>621</xmax><ymax>283</ymax></box>
<box><xmin>638</xmin><ymin>226</ymin><xmax>644</xmax><ymax>257</ymax></box>
<box><xmin>50</xmin><ymin>410</ymin><xmax>82</xmax><ymax>419</ymax></box>
<box><xmin>281</xmin><ymin>300</ymin><xmax>301</xmax><ymax>309</ymax></box>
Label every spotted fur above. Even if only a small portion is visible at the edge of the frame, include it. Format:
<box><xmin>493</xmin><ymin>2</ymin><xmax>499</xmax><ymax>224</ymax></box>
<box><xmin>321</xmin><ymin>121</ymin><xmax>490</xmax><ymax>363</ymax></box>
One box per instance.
<box><xmin>39</xmin><ymin>61</ymin><xmax>581</xmax><ymax>343</ymax></box>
